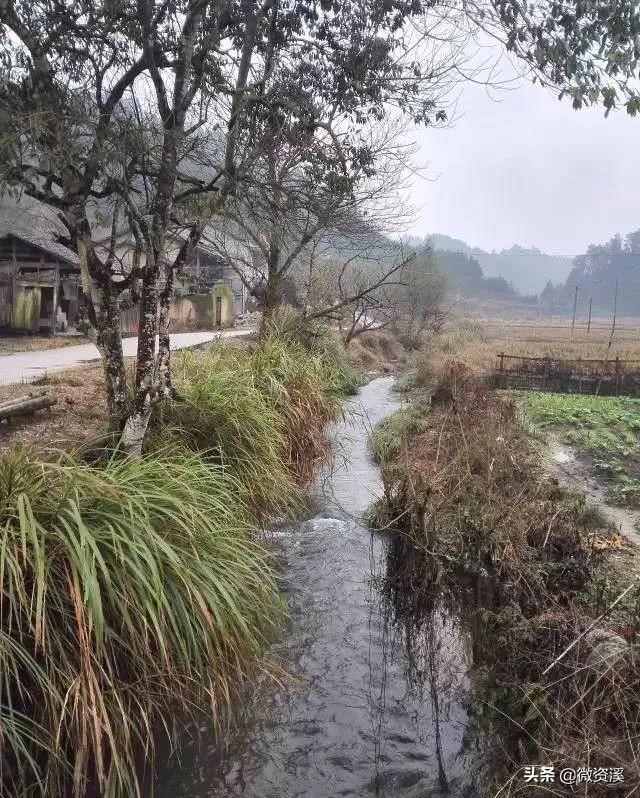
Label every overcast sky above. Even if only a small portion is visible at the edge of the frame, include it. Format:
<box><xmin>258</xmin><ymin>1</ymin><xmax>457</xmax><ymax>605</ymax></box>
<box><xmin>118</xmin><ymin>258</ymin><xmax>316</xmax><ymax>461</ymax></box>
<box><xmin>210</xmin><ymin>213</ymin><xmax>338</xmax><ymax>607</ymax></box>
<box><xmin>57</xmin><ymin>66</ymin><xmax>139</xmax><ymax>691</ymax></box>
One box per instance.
<box><xmin>408</xmin><ymin>58</ymin><xmax>640</xmax><ymax>258</ymax></box>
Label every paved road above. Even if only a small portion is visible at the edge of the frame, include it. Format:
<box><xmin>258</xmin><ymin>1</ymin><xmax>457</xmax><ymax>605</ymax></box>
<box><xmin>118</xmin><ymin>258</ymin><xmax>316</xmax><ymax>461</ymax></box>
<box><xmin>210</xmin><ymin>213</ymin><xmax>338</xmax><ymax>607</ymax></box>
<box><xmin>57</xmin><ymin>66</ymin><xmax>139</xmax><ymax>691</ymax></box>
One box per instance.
<box><xmin>0</xmin><ymin>328</ymin><xmax>253</xmax><ymax>385</ymax></box>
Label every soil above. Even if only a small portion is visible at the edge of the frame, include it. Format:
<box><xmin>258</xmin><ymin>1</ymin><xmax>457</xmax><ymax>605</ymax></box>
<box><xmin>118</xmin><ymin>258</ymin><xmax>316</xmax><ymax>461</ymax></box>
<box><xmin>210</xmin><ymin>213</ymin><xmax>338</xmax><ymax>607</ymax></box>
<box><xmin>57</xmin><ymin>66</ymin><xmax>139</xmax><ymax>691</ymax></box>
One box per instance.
<box><xmin>545</xmin><ymin>436</ymin><xmax>640</xmax><ymax>545</ymax></box>
<box><xmin>0</xmin><ymin>332</ymin><xmax>87</xmax><ymax>354</ymax></box>
<box><xmin>0</xmin><ymin>363</ymin><xmax>110</xmax><ymax>455</ymax></box>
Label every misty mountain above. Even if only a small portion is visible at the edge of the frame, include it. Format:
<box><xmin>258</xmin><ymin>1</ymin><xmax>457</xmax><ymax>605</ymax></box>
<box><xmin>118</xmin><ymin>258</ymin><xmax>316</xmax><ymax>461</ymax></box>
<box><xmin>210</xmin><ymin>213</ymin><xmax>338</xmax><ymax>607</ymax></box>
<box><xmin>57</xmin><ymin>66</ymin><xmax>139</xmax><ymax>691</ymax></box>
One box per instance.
<box><xmin>423</xmin><ymin>236</ymin><xmax>573</xmax><ymax>295</ymax></box>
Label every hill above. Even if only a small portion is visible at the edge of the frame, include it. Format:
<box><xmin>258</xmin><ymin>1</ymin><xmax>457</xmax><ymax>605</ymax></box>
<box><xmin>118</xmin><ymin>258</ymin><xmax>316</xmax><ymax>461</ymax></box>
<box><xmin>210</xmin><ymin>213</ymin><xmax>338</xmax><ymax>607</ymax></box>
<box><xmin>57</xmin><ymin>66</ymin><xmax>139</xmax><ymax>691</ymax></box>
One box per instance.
<box><xmin>413</xmin><ymin>236</ymin><xmax>573</xmax><ymax>295</ymax></box>
<box><xmin>471</xmin><ymin>245</ymin><xmax>573</xmax><ymax>296</ymax></box>
<box><xmin>541</xmin><ymin>229</ymin><xmax>640</xmax><ymax>318</ymax></box>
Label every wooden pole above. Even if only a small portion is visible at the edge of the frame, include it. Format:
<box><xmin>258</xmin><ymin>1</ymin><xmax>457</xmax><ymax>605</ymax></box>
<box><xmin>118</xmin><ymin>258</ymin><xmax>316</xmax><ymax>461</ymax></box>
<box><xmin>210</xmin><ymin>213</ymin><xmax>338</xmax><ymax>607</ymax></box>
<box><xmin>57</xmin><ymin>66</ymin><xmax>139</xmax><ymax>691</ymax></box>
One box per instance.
<box><xmin>571</xmin><ymin>285</ymin><xmax>578</xmax><ymax>338</ymax></box>
<box><xmin>608</xmin><ymin>279</ymin><xmax>618</xmax><ymax>350</ymax></box>
<box><xmin>587</xmin><ymin>298</ymin><xmax>593</xmax><ymax>333</ymax></box>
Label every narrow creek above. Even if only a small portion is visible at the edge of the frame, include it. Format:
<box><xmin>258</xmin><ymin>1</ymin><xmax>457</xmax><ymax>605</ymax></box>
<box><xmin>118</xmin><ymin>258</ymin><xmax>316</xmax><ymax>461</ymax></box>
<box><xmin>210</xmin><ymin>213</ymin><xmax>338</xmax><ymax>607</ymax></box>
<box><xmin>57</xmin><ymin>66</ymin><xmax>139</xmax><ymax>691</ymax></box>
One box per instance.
<box><xmin>155</xmin><ymin>376</ymin><xmax>479</xmax><ymax>797</ymax></box>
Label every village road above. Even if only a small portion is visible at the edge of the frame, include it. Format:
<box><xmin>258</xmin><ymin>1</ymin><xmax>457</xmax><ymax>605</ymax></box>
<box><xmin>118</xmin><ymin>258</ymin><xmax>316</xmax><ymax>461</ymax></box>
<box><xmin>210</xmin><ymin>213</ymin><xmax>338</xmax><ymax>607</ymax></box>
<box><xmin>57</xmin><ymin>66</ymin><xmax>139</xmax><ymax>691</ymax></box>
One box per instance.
<box><xmin>0</xmin><ymin>328</ymin><xmax>253</xmax><ymax>385</ymax></box>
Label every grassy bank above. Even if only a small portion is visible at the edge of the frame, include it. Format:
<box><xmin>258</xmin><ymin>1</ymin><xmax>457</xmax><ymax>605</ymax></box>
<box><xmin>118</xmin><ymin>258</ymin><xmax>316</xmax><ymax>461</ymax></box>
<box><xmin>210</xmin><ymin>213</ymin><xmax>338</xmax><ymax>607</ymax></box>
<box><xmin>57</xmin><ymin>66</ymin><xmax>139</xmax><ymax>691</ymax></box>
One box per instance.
<box><xmin>0</xmin><ymin>329</ymin><xmax>362</xmax><ymax>797</ymax></box>
<box><xmin>370</xmin><ymin>366</ymin><xmax>640</xmax><ymax>795</ymax></box>
<box><xmin>517</xmin><ymin>391</ymin><xmax>640</xmax><ymax>507</ymax></box>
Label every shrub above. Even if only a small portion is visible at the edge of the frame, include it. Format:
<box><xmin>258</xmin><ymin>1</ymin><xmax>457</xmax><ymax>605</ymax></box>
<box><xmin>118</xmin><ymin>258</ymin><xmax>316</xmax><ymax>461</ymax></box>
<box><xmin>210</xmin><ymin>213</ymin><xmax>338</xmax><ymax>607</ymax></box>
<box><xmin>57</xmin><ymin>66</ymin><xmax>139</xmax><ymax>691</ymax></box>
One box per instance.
<box><xmin>0</xmin><ymin>448</ymin><xmax>283</xmax><ymax>797</ymax></box>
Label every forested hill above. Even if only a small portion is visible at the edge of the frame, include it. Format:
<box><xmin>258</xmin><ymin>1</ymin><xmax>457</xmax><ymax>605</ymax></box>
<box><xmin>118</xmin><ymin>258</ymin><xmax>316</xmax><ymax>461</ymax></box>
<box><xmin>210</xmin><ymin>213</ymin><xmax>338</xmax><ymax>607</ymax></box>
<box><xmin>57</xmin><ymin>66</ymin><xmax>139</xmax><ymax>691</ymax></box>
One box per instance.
<box><xmin>541</xmin><ymin>230</ymin><xmax>640</xmax><ymax>317</ymax></box>
<box><xmin>424</xmin><ymin>235</ymin><xmax>573</xmax><ymax>295</ymax></box>
<box><xmin>433</xmin><ymin>249</ymin><xmax>519</xmax><ymax>300</ymax></box>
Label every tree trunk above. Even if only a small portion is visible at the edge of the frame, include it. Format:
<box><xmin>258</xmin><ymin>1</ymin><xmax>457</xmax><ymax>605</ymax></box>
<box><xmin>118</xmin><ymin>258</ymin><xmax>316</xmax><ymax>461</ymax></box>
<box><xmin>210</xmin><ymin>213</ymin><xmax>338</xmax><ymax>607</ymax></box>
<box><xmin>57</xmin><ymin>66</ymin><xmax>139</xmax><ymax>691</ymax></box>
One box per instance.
<box><xmin>76</xmin><ymin>238</ymin><xmax>128</xmax><ymax>431</ymax></box>
<box><xmin>95</xmin><ymin>288</ymin><xmax>128</xmax><ymax>430</ymax></box>
<box><xmin>120</xmin><ymin>261</ymin><xmax>159</xmax><ymax>455</ymax></box>
<box><xmin>259</xmin><ymin>250</ymin><xmax>281</xmax><ymax>338</ymax></box>
<box><xmin>157</xmin><ymin>264</ymin><xmax>175</xmax><ymax>398</ymax></box>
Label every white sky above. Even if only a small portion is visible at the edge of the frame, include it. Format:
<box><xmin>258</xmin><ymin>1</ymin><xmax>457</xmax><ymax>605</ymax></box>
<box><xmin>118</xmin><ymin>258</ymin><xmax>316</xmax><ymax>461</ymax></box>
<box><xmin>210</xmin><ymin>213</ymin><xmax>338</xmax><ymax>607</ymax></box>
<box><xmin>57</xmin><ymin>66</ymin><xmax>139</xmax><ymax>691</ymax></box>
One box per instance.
<box><xmin>408</xmin><ymin>58</ymin><xmax>640</xmax><ymax>258</ymax></box>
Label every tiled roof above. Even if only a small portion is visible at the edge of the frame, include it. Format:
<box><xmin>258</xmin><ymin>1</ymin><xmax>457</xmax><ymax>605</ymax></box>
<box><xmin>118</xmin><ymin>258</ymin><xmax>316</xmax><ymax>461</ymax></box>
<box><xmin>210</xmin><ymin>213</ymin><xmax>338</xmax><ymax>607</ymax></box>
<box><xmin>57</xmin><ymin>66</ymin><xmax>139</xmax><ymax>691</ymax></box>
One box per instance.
<box><xmin>0</xmin><ymin>192</ymin><xmax>79</xmax><ymax>265</ymax></box>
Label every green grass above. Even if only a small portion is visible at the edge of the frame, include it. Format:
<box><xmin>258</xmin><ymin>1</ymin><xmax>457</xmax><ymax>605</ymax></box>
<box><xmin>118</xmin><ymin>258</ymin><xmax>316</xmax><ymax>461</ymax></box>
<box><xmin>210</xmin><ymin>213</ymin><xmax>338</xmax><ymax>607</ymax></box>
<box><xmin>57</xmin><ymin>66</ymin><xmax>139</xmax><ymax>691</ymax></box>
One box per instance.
<box><xmin>0</xmin><ymin>327</ymin><xmax>363</xmax><ymax>795</ymax></box>
<box><xmin>153</xmin><ymin>348</ymin><xmax>302</xmax><ymax>519</ymax></box>
<box><xmin>161</xmin><ymin>333</ymin><xmax>354</xmax><ymax>490</ymax></box>
<box><xmin>369</xmin><ymin>403</ymin><xmax>427</xmax><ymax>465</ymax></box>
<box><xmin>0</xmin><ymin>447</ymin><xmax>284</xmax><ymax>797</ymax></box>
<box><xmin>241</xmin><ymin>334</ymin><xmax>351</xmax><ymax>483</ymax></box>
<box><xmin>516</xmin><ymin>391</ymin><xmax>640</xmax><ymax>506</ymax></box>
<box><xmin>393</xmin><ymin>371</ymin><xmax>422</xmax><ymax>395</ymax></box>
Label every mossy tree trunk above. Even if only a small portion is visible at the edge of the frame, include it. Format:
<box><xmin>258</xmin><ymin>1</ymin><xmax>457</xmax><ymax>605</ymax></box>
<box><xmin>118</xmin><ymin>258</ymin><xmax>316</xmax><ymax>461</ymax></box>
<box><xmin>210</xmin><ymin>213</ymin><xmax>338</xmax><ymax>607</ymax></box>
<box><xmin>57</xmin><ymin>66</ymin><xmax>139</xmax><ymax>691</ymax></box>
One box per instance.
<box><xmin>76</xmin><ymin>237</ymin><xmax>128</xmax><ymax>432</ymax></box>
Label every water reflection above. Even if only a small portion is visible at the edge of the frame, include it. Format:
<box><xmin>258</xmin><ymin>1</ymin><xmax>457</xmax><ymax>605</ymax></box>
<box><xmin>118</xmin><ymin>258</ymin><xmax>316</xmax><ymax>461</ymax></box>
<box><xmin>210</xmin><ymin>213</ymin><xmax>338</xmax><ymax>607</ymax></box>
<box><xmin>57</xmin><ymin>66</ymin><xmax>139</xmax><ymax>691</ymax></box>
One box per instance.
<box><xmin>154</xmin><ymin>377</ymin><xmax>478</xmax><ymax>797</ymax></box>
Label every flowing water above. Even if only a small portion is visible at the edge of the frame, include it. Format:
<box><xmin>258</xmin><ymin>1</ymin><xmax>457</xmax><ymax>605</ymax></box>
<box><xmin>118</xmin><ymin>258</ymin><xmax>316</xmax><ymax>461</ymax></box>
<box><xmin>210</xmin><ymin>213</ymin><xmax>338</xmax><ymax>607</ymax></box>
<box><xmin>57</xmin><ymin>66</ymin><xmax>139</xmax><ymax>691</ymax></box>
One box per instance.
<box><xmin>155</xmin><ymin>377</ymin><xmax>479</xmax><ymax>797</ymax></box>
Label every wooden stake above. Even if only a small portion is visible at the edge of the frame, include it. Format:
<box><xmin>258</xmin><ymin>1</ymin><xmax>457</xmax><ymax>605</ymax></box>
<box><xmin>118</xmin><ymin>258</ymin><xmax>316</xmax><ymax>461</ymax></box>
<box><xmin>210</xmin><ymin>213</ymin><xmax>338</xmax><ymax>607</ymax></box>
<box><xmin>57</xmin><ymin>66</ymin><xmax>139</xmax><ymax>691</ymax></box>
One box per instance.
<box><xmin>571</xmin><ymin>285</ymin><xmax>578</xmax><ymax>338</ymax></box>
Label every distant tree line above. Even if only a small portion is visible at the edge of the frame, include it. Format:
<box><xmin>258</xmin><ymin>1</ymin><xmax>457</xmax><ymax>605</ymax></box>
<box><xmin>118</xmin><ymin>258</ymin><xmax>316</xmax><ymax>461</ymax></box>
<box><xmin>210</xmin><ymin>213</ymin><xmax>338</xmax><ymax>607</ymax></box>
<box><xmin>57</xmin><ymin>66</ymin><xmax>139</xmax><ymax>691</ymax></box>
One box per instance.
<box><xmin>541</xmin><ymin>229</ymin><xmax>640</xmax><ymax>318</ymax></box>
<box><xmin>434</xmin><ymin>249</ymin><xmax>518</xmax><ymax>298</ymax></box>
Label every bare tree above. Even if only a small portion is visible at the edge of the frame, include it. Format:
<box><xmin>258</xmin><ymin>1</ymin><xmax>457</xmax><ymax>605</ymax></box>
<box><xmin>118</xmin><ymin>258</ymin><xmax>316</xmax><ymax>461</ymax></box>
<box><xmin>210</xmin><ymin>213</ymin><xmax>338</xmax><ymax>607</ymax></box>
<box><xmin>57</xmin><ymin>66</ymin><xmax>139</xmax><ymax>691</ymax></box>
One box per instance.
<box><xmin>202</xmin><ymin>118</ymin><xmax>428</xmax><ymax>330</ymax></box>
<box><xmin>301</xmin><ymin>234</ymin><xmax>446</xmax><ymax>347</ymax></box>
<box><xmin>0</xmin><ymin>0</ymin><xmax>292</xmax><ymax>449</ymax></box>
<box><xmin>3</xmin><ymin>0</ymin><xmax>619</xmax><ymax>450</ymax></box>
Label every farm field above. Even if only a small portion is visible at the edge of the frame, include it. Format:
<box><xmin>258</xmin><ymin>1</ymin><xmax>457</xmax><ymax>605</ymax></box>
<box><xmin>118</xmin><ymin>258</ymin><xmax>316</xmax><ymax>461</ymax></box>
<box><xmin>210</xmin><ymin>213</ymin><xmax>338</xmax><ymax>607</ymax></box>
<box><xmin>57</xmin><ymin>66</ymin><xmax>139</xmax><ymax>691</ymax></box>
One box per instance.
<box><xmin>425</xmin><ymin>317</ymin><xmax>640</xmax><ymax>510</ymax></box>
<box><xmin>442</xmin><ymin>316</ymin><xmax>640</xmax><ymax>373</ymax></box>
<box><xmin>517</xmin><ymin>391</ymin><xmax>640</xmax><ymax>507</ymax></box>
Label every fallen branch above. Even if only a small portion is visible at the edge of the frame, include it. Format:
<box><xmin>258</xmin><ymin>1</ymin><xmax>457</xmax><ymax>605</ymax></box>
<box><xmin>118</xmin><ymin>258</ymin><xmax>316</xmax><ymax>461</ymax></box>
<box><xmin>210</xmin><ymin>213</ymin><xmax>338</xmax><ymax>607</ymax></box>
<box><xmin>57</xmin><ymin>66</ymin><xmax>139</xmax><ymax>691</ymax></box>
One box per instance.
<box><xmin>0</xmin><ymin>390</ymin><xmax>48</xmax><ymax>409</ymax></box>
<box><xmin>0</xmin><ymin>393</ymin><xmax>56</xmax><ymax>421</ymax></box>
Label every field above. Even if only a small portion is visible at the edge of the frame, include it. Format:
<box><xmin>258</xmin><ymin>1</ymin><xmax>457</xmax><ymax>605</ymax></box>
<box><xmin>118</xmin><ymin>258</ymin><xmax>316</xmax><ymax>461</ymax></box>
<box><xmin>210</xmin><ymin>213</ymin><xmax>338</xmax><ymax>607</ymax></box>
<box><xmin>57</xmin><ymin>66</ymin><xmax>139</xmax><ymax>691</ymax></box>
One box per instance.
<box><xmin>517</xmin><ymin>391</ymin><xmax>640</xmax><ymax>506</ymax></box>
<box><xmin>420</xmin><ymin>317</ymin><xmax>640</xmax><ymax>509</ymax></box>
<box><xmin>438</xmin><ymin>317</ymin><xmax>640</xmax><ymax>374</ymax></box>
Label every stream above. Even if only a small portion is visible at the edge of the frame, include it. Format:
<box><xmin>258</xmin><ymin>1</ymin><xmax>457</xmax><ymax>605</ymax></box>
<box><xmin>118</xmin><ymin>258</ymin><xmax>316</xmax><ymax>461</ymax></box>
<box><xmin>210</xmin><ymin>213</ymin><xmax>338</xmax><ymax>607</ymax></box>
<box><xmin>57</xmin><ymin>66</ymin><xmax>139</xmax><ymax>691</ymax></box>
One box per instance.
<box><xmin>155</xmin><ymin>377</ymin><xmax>479</xmax><ymax>797</ymax></box>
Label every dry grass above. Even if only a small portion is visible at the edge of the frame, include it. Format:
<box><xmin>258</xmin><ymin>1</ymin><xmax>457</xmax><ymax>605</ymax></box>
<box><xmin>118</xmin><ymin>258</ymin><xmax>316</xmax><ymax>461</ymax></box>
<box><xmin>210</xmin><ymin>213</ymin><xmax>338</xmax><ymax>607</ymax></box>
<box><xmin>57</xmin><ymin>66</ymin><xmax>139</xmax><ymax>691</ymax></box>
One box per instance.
<box><xmin>435</xmin><ymin>319</ymin><xmax>640</xmax><ymax>375</ymax></box>
<box><xmin>0</xmin><ymin>333</ymin><xmax>87</xmax><ymax>354</ymax></box>
<box><xmin>0</xmin><ymin>363</ymin><xmax>112</xmax><ymax>455</ymax></box>
<box><xmin>346</xmin><ymin>330</ymin><xmax>407</xmax><ymax>371</ymax></box>
<box><xmin>372</xmin><ymin>367</ymin><xmax>640</xmax><ymax>796</ymax></box>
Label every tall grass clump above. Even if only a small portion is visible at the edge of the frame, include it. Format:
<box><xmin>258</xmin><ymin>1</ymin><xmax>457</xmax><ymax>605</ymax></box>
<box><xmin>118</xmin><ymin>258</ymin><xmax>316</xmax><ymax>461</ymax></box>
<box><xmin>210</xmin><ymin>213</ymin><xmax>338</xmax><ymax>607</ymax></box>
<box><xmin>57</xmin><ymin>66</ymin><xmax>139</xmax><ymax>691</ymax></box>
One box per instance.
<box><xmin>153</xmin><ymin>348</ymin><xmax>302</xmax><ymax>519</ymax></box>
<box><xmin>0</xmin><ymin>447</ymin><xmax>283</xmax><ymax>798</ymax></box>
<box><xmin>248</xmin><ymin>333</ymin><xmax>345</xmax><ymax>484</ymax></box>
<box><xmin>369</xmin><ymin>404</ymin><xmax>427</xmax><ymax>465</ymax></box>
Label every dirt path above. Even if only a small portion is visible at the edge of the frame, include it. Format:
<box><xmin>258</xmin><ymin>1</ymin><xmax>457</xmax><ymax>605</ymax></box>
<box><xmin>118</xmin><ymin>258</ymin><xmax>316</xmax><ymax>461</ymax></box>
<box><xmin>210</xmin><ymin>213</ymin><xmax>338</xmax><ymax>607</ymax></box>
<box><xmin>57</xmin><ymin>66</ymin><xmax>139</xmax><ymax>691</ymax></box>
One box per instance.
<box><xmin>548</xmin><ymin>439</ymin><xmax>640</xmax><ymax>545</ymax></box>
<box><xmin>0</xmin><ymin>328</ymin><xmax>253</xmax><ymax>385</ymax></box>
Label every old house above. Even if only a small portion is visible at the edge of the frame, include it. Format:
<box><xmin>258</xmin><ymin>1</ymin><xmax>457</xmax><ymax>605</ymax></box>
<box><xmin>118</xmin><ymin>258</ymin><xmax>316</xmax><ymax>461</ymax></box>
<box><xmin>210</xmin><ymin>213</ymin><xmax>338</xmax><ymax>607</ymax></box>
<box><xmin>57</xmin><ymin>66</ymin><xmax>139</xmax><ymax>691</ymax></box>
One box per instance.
<box><xmin>0</xmin><ymin>197</ymin><xmax>84</xmax><ymax>333</ymax></box>
<box><xmin>0</xmin><ymin>193</ymin><xmax>249</xmax><ymax>335</ymax></box>
<box><xmin>179</xmin><ymin>244</ymin><xmax>248</xmax><ymax>324</ymax></box>
<box><xmin>95</xmin><ymin>226</ymin><xmax>248</xmax><ymax>331</ymax></box>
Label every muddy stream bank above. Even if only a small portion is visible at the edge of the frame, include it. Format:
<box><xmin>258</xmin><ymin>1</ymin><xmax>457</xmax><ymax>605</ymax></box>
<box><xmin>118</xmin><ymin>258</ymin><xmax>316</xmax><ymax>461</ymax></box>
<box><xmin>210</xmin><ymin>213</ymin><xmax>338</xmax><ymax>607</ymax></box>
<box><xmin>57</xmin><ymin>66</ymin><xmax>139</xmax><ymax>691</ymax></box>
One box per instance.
<box><xmin>154</xmin><ymin>376</ymin><xmax>480</xmax><ymax>797</ymax></box>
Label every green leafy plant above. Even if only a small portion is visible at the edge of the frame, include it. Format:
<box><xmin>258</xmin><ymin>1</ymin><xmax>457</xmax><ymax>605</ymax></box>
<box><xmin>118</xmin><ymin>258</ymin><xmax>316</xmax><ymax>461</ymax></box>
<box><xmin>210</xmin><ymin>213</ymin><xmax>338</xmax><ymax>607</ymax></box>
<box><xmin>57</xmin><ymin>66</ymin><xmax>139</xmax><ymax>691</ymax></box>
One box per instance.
<box><xmin>517</xmin><ymin>392</ymin><xmax>640</xmax><ymax>506</ymax></box>
<box><xmin>0</xmin><ymin>448</ymin><xmax>284</xmax><ymax>797</ymax></box>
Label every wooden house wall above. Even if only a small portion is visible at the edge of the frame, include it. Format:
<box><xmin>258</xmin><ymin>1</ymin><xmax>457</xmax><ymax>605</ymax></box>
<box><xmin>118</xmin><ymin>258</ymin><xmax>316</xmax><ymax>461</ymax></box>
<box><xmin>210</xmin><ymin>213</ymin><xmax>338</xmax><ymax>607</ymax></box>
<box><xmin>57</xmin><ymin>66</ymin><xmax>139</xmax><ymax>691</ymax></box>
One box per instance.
<box><xmin>0</xmin><ymin>235</ymin><xmax>81</xmax><ymax>332</ymax></box>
